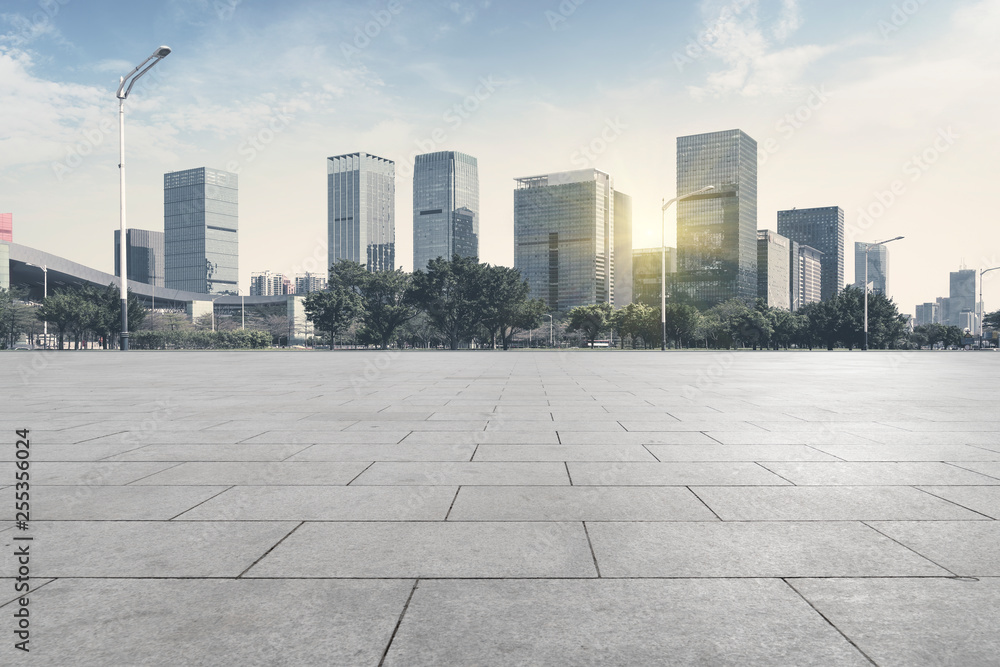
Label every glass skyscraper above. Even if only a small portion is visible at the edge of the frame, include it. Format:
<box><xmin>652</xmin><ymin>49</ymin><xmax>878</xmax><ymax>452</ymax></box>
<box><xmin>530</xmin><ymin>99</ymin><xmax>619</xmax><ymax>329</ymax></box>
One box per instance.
<box><xmin>514</xmin><ymin>169</ymin><xmax>620</xmax><ymax>311</ymax></box>
<box><xmin>777</xmin><ymin>206</ymin><xmax>844</xmax><ymax>302</ymax></box>
<box><xmin>164</xmin><ymin>167</ymin><xmax>238</xmax><ymax>295</ymax></box>
<box><xmin>328</xmin><ymin>152</ymin><xmax>395</xmax><ymax>272</ymax></box>
<box><xmin>632</xmin><ymin>247</ymin><xmax>676</xmax><ymax>309</ymax></box>
<box><xmin>854</xmin><ymin>241</ymin><xmax>888</xmax><ymax>294</ymax></box>
<box><xmin>413</xmin><ymin>151</ymin><xmax>479</xmax><ymax>271</ymax></box>
<box><xmin>757</xmin><ymin>230</ymin><xmax>791</xmax><ymax>309</ymax></box>
<box><xmin>791</xmin><ymin>242</ymin><xmax>823</xmax><ymax>311</ymax></box>
<box><xmin>115</xmin><ymin>229</ymin><xmax>165</xmax><ymax>287</ymax></box>
<box><xmin>675</xmin><ymin>129</ymin><xmax>758</xmax><ymax>308</ymax></box>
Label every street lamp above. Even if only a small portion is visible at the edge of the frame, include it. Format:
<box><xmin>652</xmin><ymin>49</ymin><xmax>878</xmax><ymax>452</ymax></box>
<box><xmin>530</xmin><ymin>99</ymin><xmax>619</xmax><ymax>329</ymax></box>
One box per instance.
<box><xmin>116</xmin><ymin>45</ymin><xmax>171</xmax><ymax>351</ymax></box>
<box><xmin>661</xmin><ymin>185</ymin><xmax>715</xmax><ymax>350</ymax></box>
<box><xmin>980</xmin><ymin>266</ymin><xmax>1000</xmax><ymax>349</ymax></box>
<box><xmin>545</xmin><ymin>313</ymin><xmax>553</xmax><ymax>347</ymax></box>
<box><xmin>236</xmin><ymin>288</ymin><xmax>246</xmax><ymax>330</ymax></box>
<box><xmin>25</xmin><ymin>263</ymin><xmax>47</xmax><ymax>348</ymax></box>
<box><xmin>861</xmin><ymin>236</ymin><xmax>903</xmax><ymax>350</ymax></box>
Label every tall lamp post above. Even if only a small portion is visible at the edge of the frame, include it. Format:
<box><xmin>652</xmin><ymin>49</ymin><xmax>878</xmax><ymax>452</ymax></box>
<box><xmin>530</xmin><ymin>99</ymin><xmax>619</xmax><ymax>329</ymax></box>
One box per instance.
<box><xmin>26</xmin><ymin>263</ymin><xmax>47</xmax><ymax>348</ymax></box>
<box><xmin>661</xmin><ymin>185</ymin><xmax>715</xmax><ymax>350</ymax></box>
<box><xmin>861</xmin><ymin>236</ymin><xmax>903</xmax><ymax>350</ymax></box>
<box><xmin>116</xmin><ymin>46</ymin><xmax>171</xmax><ymax>351</ymax></box>
<box><xmin>236</xmin><ymin>288</ymin><xmax>246</xmax><ymax>330</ymax></box>
<box><xmin>545</xmin><ymin>314</ymin><xmax>553</xmax><ymax>347</ymax></box>
<box><xmin>980</xmin><ymin>266</ymin><xmax>1000</xmax><ymax>349</ymax></box>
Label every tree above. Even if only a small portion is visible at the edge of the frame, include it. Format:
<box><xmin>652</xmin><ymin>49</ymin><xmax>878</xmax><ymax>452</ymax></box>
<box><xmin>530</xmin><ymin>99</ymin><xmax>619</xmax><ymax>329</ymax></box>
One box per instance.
<box><xmin>476</xmin><ymin>264</ymin><xmax>544</xmax><ymax>350</ymax></box>
<box><xmin>0</xmin><ymin>287</ymin><xmax>34</xmax><ymax>349</ymax></box>
<box><xmin>566</xmin><ymin>303</ymin><xmax>613</xmax><ymax>348</ymax></box>
<box><xmin>983</xmin><ymin>310</ymin><xmax>1000</xmax><ymax>330</ymax></box>
<box><xmin>664</xmin><ymin>303</ymin><xmax>701</xmax><ymax>349</ymax></box>
<box><xmin>409</xmin><ymin>255</ymin><xmax>487</xmax><ymax>350</ymax></box>
<box><xmin>330</xmin><ymin>261</ymin><xmax>417</xmax><ymax>350</ymax></box>
<box><xmin>613</xmin><ymin>302</ymin><xmax>651</xmax><ymax>349</ymax></box>
<box><xmin>304</xmin><ymin>288</ymin><xmax>361</xmax><ymax>349</ymax></box>
<box><xmin>36</xmin><ymin>290</ymin><xmax>82</xmax><ymax>350</ymax></box>
<box><xmin>912</xmin><ymin>323</ymin><xmax>963</xmax><ymax>348</ymax></box>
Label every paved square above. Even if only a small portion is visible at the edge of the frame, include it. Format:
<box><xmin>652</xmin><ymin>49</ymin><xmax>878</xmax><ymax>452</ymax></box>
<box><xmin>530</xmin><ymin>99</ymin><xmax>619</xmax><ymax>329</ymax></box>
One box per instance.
<box><xmin>2</xmin><ymin>350</ymin><xmax>999</xmax><ymax>665</ymax></box>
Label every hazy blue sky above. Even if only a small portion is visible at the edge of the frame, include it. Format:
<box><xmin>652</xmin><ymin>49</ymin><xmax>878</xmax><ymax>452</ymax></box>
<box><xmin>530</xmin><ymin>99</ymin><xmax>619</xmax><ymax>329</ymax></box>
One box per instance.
<box><xmin>2</xmin><ymin>0</ymin><xmax>998</xmax><ymax>314</ymax></box>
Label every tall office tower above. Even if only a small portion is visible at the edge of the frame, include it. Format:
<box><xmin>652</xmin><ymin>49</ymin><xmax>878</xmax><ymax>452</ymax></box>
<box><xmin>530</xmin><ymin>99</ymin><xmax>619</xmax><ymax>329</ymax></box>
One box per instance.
<box><xmin>777</xmin><ymin>206</ymin><xmax>844</xmax><ymax>302</ymax></box>
<box><xmin>948</xmin><ymin>269</ymin><xmax>976</xmax><ymax>326</ymax></box>
<box><xmin>632</xmin><ymin>247</ymin><xmax>677</xmax><ymax>309</ymax></box>
<box><xmin>675</xmin><ymin>129</ymin><xmax>758</xmax><ymax>308</ymax></box>
<box><xmin>328</xmin><ymin>152</ymin><xmax>395</xmax><ymax>273</ymax></box>
<box><xmin>0</xmin><ymin>213</ymin><xmax>11</xmax><ymax>242</ymax></box>
<box><xmin>164</xmin><ymin>167</ymin><xmax>238</xmax><ymax>294</ymax></box>
<box><xmin>613</xmin><ymin>191</ymin><xmax>634</xmax><ymax>305</ymax></box>
<box><xmin>790</xmin><ymin>242</ymin><xmax>823</xmax><ymax>311</ymax></box>
<box><xmin>295</xmin><ymin>273</ymin><xmax>327</xmax><ymax>294</ymax></box>
<box><xmin>757</xmin><ymin>230</ymin><xmax>791</xmax><ymax>309</ymax></box>
<box><xmin>114</xmin><ymin>229</ymin><xmax>165</xmax><ymax>287</ymax></box>
<box><xmin>915</xmin><ymin>302</ymin><xmax>940</xmax><ymax>326</ymax></box>
<box><xmin>250</xmin><ymin>271</ymin><xmax>292</xmax><ymax>296</ymax></box>
<box><xmin>412</xmin><ymin>151</ymin><xmax>479</xmax><ymax>270</ymax></box>
<box><xmin>514</xmin><ymin>169</ymin><xmax>616</xmax><ymax>311</ymax></box>
<box><xmin>855</xmin><ymin>241</ymin><xmax>888</xmax><ymax>294</ymax></box>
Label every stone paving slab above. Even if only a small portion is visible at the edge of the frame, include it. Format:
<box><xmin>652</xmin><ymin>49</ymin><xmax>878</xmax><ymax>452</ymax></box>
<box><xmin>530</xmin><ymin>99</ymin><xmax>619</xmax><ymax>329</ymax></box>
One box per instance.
<box><xmin>102</xmin><ymin>444</ymin><xmax>310</xmax><ymax>461</ymax></box>
<box><xmin>31</xmin><ymin>485</ymin><xmax>229</xmax><ymax>520</ymax></box>
<box><xmin>916</xmin><ymin>486</ymin><xmax>1000</xmax><ymax>519</ymax></box>
<box><xmin>28</xmin><ymin>461</ymin><xmax>178</xmax><ymax>485</ymax></box>
<box><xmin>351</xmin><ymin>461</ymin><xmax>570</xmax><ymax>485</ymax></box>
<box><xmin>868</xmin><ymin>521</ymin><xmax>1000</xmax><ymax>576</ymax></box>
<box><xmin>758</xmin><ymin>461</ymin><xmax>1000</xmax><ymax>485</ymax></box>
<box><xmin>130</xmin><ymin>461</ymin><xmax>371</xmax><ymax>485</ymax></box>
<box><xmin>283</xmin><ymin>443</ymin><xmax>476</xmax><ymax>461</ymax></box>
<box><xmin>382</xmin><ymin>579</ymin><xmax>872</xmax><ymax>666</ymax></box>
<box><xmin>472</xmin><ymin>444</ymin><xmax>658</xmax><ymax>461</ymax></box>
<box><xmin>568</xmin><ymin>461</ymin><xmax>790</xmax><ymax>486</ymax></box>
<box><xmin>646</xmin><ymin>444</ymin><xmax>841</xmax><ymax>461</ymax></box>
<box><xmin>811</xmin><ymin>444</ymin><xmax>1000</xmax><ymax>461</ymax></box>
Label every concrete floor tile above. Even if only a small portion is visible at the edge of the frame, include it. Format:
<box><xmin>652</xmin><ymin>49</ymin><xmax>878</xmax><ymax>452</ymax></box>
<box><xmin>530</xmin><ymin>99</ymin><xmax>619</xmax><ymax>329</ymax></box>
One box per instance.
<box><xmin>102</xmin><ymin>444</ymin><xmax>309</xmax><ymax>461</ymax></box>
<box><xmin>29</xmin><ymin>485</ymin><xmax>229</xmax><ymax>520</ymax></box>
<box><xmin>759</xmin><ymin>462</ymin><xmax>1000</xmax><ymax>485</ymax></box>
<box><xmin>868</xmin><ymin>521</ymin><xmax>1000</xmax><ymax>576</ymax></box>
<box><xmin>243</xmin><ymin>430</ymin><xmax>412</xmax><ymax>444</ymax></box>
<box><xmin>812</xmin><ymin>444</ymin><xmax>1000</xmax><ymax>461</ymax></box>
<box><xmin>0</xmin><ymin>443</ymin><xmax>146</xmax><ymax>461</ymax></box>
<box><xmin>473</xmin><ymin>444</ymin><xmax>657</xmax><ymax>461</ymax></box>
<box><xmin>246</xmin><ymin>521</ymin><xmax>597</xmax><ymax>578</ymax></box>
<box><xmin>130</xmin><ymin>461</ymin><xmax>370</xmax><ymax>485</ymax></box>
<box><xmin>917</xmin><ymin>485</ymin><xmax>1000</xmax><ymax>519</ymax></box>
<box><xmin>620</xmin><ymin>420</ymin><xmax>767</xmax><ymax>432</ymax></box>
<box><xmin>707</xmin><ymin>431</ymin><xmax>876</xmax><ymax>445</ymax></box>
<box><xmin>559</xmin><ymin>431</ymin><xmax>719</xmax><ymax>445</ymax></box>
<box><xmin>400</xmin><ymin>430</ymin><xmax>560</xmax><ymax>444</ymax></box>
<box><xmin>646</xmin><ymin>444</ymin><xmax>840</xmax><ymax>462</ymax></box>
<box><xmin>383</xmin><ymin>579</ymin><xmax>871</xmax><ymax>666</ymax></box>
<box><xmin>588</xmin><ymin>522</ymin><xmax>948</xmax><ymax>577</ymax></box>
<box><xmin>29</xmin><ymin>461</ymin><xmax>177</xmax><ymax>485</ymax></box>
<box><xmin>568</xmin><ymin>461</ymin><xmax>789</xmax><ymax>486</ymax></box>
<box><xmin>351</xmin><ymin>461</ymin><xmax>570</xmax><ymax>485</ymax></box>
<box><xmin>946</xmin><ymin>461</ymin><xmax>1000</xmax><ymax>478</ymax></box>
<box><xmin>447</xmin><ymin>486</ymin><xmax>718</xmax><ymax>521</ymax></box>
<box><xmin>283</xmin><ymin>443</ymin><xmax>476</xmax><ymax>461</ymax></box>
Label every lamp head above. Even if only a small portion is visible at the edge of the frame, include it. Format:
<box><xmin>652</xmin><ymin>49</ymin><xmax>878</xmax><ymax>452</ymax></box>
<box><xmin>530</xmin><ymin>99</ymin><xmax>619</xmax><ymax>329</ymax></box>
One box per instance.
<box><xmin>154</xmin><ymin>46</ymin><xmax>172</xmax><ymax>58</ymax></box>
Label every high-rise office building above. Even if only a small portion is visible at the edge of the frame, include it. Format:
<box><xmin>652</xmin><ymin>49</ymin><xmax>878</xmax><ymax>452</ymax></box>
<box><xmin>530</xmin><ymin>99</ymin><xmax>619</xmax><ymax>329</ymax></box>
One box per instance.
<box><xmin>613</xmin><ymin>192</ymin><xmax>633</xmax><ymax>305</ymax></box>
<box><xmin>514</xmin><ymin>169</ymin><xmax>617</xmax><ymax>311</ymax></box>
<box><xmin>295</xmin><ymin>273</ymin><xmax>327</xmax><ymax>294</ymax></box>
<box><xmin>250</xmin><ymin>271</ymin><xmax>292</xmax><ymax>296</ymax></box>
<box><xmin>791</xmin><ymin>242</ymin><xmax>823</xmax><ymax>311</ymax></box>
<box><xmin>328</xmin><ymin>152</ymin><xmax>395</xmax><ymax>273</ymax></box>
<box><xmin>675</xmin><ymin>129</ymin><xmax>758</xmax><ymax>308</ymax></box>
<box><xmin>632</xmin><ymin>247</ymin><xmax>676</xmax><ymax>309</ymax></box>
<box><xmin>164</xmin><ymin>167</ymin><xmax>238</xmax><ymax>294</ymax></box>
<box><xmin>412</xmin><ymin>151</ymin><xmax>479</xmax><ymax>270</ymax></box>
<box><xmin>854</xmin><ymin>242</ymin><xmax>888</xmax><ymax>294</ymax></box>
<box><xmin>115</xmin><ymin>229</ymin><xmax>165</xmax><ymax>287</ymax></box>
<box><xmin>0</xmin><ymin>213</ymin><xmax>11</xmax><ymax>242</ymax></box>
<box><xmin>757</xmin><ymin>230</ymin><xmax>791</xmax><ymax>309</ymax></box>
<box><xmin>915</xmin><ymin>302</ymin><xmax>940</xmax><ymax>326</ymax></box>
<box><xmin>777</xmin><ymin>206</ymin><xmax>844</xmax><ymax>302</ymax></box>
<box><xmin>948</xmin><ymin>269</ymin><xmax>976</xmax><ymax>326</ymax></box>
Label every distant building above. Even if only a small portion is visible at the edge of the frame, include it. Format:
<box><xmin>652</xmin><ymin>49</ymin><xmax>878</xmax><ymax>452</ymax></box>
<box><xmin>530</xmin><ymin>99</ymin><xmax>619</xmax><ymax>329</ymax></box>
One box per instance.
<box><xmin>675</xmin><ymin>129</ymin><xmax>758</xmax><ymax>308</ymax></box>
<box><xmin>791</xmin><ymin>242</ymin><xmax>823</xmax><ymax>311</ymax></box>
<box><xmin>855</xmin><ymin>241</ymin><xmax>888</xmax><ymax>294</ymax></box>
<box><xmin>777</xmin><ymin>206</ymin><xmax>844</xmax><ymax>302</ymax></box>
<box><xmin>328</xmin><ymin>152</ymin><xmax>395</xmax><ymax>273</ymax></box>
<box><xmin>164</xmin><ymin>167</ymin><xmax>238</xmax><ymax>295</ymax></box>
<box><xmin>514</xmin><ymin>169</ymin><xmax>617</xmax><ymax>311</ymax></box>
<box><xmin>915</xmin><ymin>302</ymin><xmax>940</xmax><ymax>326</ymax></box>
<box><xmin>0</xmin><ymin>213</ymin><xmax>11</xmax><ymax>243</ymax></box>
<box><xmin>114</xmin><ymin>229</ymin><xmax>165</xmax><ymax>287</ymax></box>
<box><xmin>632</xmin><ymin>247</ymin><xmax>676</xmax><ymax>309</ymax></box>
<box><xmin>948</xmin><ymin>269</ymin><xmax>976</xmax><ymax>327</ymax></box>
<box><xmin>250</xmin><ymin>271</ymin><xmax>292</xmax><ymax>296</ymax></box>
<box><xmin>295</xmin><ymin>273</ymin><xmax>327</xmax><ymax>294</ymax></box>
<box><xmin>757</xmin><ymin>230</ymin><xmax>791</xmax><ymax>309</ymax></box>
<box><xmin>413</xmin><ymin>151</ymin><xmax>479</xmax><ymax>271</ymax></box>
<box><xmin>613</xmin><ymin>192</ymin><xmax>633</xmax><ymax>305</ymax></box>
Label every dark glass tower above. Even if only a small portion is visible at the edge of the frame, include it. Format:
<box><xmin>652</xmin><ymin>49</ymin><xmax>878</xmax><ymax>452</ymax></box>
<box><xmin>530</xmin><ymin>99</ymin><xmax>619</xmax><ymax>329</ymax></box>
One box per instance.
<box><xmin>777</xmin><ymin>206</ymin><xmax>844</xmax><ymax>302</ymax></box>
<box><xmin>854</xmin><ymin>241</ymin><xmax>888</xmax><ymax>294</ymax></box>
<box><xmin>328</xmin><ymin>152</ymin><xmax>396</xmax><ymax>273</ymax></box>
<box><xmin>115</xmin><ymin>229</ymin><xmax>165</xmax><ymax>287</ymax></box>
<box><xmin>413</xmin><ymin>151</ymin><xmax>479</xmax><ymax>270</ymax></box>
<box><xmin>164</xmin><ymin>167</ymin><xmax>238</xmax><ymax>295</ymax></box>
<box><xmin>675</xmin><ymin>129</ymin><xmax>758</xmax><ymax>308</ymax></box>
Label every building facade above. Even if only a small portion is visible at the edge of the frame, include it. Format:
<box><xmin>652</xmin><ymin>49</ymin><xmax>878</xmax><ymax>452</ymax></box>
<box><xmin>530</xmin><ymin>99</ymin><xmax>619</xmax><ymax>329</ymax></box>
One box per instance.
<box><xmin>915</xmin><ymin>302</ymin><xmax>941</xmax><ymax>326</ymax></box>
<box><xmin>164</xmin><ymin>167</ymin><xmax>238</xmax><ymax>295</ymax></box>
<box><xmin>328</xmin><ymin>152</ymin><xmax>395</xmax><ymax>273</ymax></box>
<box><xmin>295</xmin><ymin>273</ymin><xmax>327</xmax><ymax>294</ymax></box>
<box><xmin>948</xmin><ymin>269</ymin><xmax>976</xmax><ymax>327</ymax></box>
<box><xmin>632</xmin><ymin>247</ymin><xmax>677</xmax><ymax>309</ymax></box>
<box><xmin>854</xmin><ymin>241</ymin><xmax>888</xmax><ymax>294</ymax></box>
<box><xmin>777</xmin><ymin>206</ymin><xmax>844</xmax><ymax>302</ymax></box>
<box><xmin>675</xmin><ymin>129</ymin><xmax>758</xmax><ymax>309</ymax></box>
<box><xmin>613</xmin><ymin>191</ymin><xmax>633</xmax><ymax>306</ymax></box>
<box><xmin>250</xmin><ymin>271</ymin><xmax>292</xmax><ymax>296</ymax></box>
<box><xmin>514</xmin><ymin>169</ymin><xmax>617</xmax><ymax>311</ymax></box>
<box><xmin>791</xmin><ymin>242</ymin><xmax>823</xmax><ymax>311</ymax></box>
<box><xmin>757</xmin><ymin>230</ymin><xmax>791</xmax><ymax>309</ymax></box>
<box><xmin>114</xmin><ymin>229</ymin><xmax>165</xmax><ymax>287</ymax></box>
<box><xmin>0</xmin><ymin>213</ymin><xmax>11</xmax><ymax>243</ymax></box>
<box><xmin>412</xmin><ymin>151</ymin><xmax>479</xmax><ymax>271</ymax></box>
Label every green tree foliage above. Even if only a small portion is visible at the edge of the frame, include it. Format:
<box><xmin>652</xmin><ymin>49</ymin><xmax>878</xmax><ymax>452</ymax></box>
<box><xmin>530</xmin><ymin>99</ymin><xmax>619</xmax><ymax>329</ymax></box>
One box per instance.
<box><xmin>477</xmin><ymin>264</ymin><xmax>546</xmax><ymax>350</ymax></box>
<box><xmin>566</xmin><ymin>303</ymin><xmax>613</xmax><ymax>348</ymax></box>
<box><xmin>612</xmin><ymin>302</ymin><xmax>652</xmax><ymax>349</ymax></box>
<box><xmin>0</xmin><ymin>287</ymin><xmax>36</xmax><ymax>349</ymax></box>
<box><xmin>664</xmin><ymin>303</ymin><xmax>702</xmax><ymax>349</ymax></box>
<box><xmin>409</xmin><ymin>255</ymin><xmax>488</xmax><ymax>350</ymax></box>
<box><xmin>983</xmin><ymin>310</ymin><xmax>1000</xmax><ymax>330</ymax></box>
<box><xmin>330</xmin><ymin>260</ymin><xmax>417</xmax><ymax>350</ymax></box>
<box><xmin>910</xmin><ymin>323</ymin><xmax>963</xmax><ymax>348</ymax></box>
<box><xmin>304</xmin><ymin>287</ymin><xmax>361</xmax><ymax>349</ymax></box>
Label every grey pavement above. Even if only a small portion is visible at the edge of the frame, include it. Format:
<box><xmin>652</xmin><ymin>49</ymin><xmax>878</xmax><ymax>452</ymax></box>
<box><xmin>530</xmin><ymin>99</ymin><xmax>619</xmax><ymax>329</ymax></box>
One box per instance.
<box><xmin>2</xmin><ymin>350</ymin><xmax>999</xmax><ymax>665</ymax></box>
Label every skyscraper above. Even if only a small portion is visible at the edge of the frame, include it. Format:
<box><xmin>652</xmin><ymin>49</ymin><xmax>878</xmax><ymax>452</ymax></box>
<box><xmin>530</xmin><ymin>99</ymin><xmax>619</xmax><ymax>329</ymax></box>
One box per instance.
<box><xmin>328</xmin><ymin>152</ymin><xmax>395</xmax><ymax>273</ymax></box>
<box><xmin>164</xmin><ymin>167</ymin><xmax>238</xmax><ymax>294</ymax></box>
<box><xmin>413</xmin><ymin>151</ymin><xmax>479</xmax><ymax>270</ymax></box>
<box><xmin>295</xmin><ymin>273</ymin><xmax>327</xmax><ymax>294</ymax></box>
<box><xmin>757</xmin><ymin>230</ymin><xmax>791</xmax><ymax>309</ymax></box>
<box><xmin>115</xmin><ymin>229</ymin><xmax>165</xmax><ymax>287</ymax></box>
<box><xmin>948</xmin><ymin>268</ymin><xmax>976</xmax><ymax>327</ymax></box>
<box><xmin>915</xmin><ymin>302</ymin><xmax>940</xmax><ymax>326</ymax></box>
<box><xmin>249</xmin><ymin>271</ymin><xmax>292</xmax><ymax>296</ymax></box>
<box><xmin>675</xmin><ymin>129</ymin><xmax>758</xmax><ymax>308</ymax></box>
<box><xmin>613</xmin><ymin>191</ymin><xmax>633</xmax><ymax>305</ymax></box>
<box><xmin>632</xmin><ymin>247</ymin><xmax>676</xmax><ymax>309</ymax></box>
<box><xmin>777</xmin><ymin>206</ymin><xmax>844</xmax><ymax>302</ymax></box>
<box><xmin>855</xmin><ymin>242</ymin><xmax>888</xmax><ymax>294</ymax></box>
<box><xmin>791</xmin><ymin>242</ymin><xmax>823</xmax><ymax>310</ymax></box>
<box><xmin>0</xmin><ymin>213</ymin><xmax>11</xmax><ymax>242</ymax></box>
<box><xmin>514</xmin><ymin>169</ymin><xmax>618</xmax><ymax>311</ymax></box>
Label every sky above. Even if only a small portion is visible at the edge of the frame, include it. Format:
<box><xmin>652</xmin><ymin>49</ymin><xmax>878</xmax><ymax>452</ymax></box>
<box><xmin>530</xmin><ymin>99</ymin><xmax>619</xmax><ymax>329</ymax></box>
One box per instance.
<box><xmin>2</xmin><ymin>0</ymin><xmax>999</xmax><ymax>314</ymax></box>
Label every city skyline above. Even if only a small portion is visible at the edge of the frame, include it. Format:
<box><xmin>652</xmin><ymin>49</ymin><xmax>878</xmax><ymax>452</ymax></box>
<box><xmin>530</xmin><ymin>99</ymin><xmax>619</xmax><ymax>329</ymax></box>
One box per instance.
<box><xmin>2</xmin><ymin>1</ymin><xmax>999</xmax><ymax>315</ymax></box>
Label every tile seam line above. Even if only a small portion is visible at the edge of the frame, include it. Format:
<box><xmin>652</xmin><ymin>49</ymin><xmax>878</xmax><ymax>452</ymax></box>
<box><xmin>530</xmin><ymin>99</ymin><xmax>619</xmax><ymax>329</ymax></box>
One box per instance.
<box><xmin>859</xmin><ymin>521</ymin><xmax>960</xmax><ymax>577</ymax></box>
<box><xmin>168</xmin><ymin>484</ymin><xmax>236</xmax><ymax>520</ymax></box>
<box><xmin>582</xmin><ymin>521</ymin><xmax>602</xmax><ymax>578</ymax></box>
<box><xmin>237</xmin><ymin>521</ymin><xmax>305</xmax><ymax>579</ymax></box>
<box><xmin>781</xmin><ymin>578</ymin><xmax>879</xmax><ymax>666</ymax></box>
